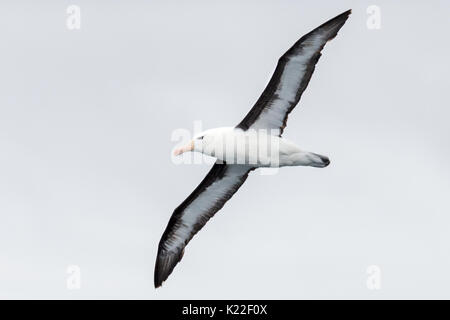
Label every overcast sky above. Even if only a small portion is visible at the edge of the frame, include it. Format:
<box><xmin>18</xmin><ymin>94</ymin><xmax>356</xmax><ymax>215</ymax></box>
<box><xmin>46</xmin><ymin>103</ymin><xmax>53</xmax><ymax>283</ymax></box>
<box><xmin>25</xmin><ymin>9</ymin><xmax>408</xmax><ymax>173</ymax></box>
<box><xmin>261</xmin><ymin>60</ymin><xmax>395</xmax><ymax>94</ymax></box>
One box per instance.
<box><xmin>0</xmin><ymin>0</ymin><xmax>449</xmax><ymax>299</ymax></box>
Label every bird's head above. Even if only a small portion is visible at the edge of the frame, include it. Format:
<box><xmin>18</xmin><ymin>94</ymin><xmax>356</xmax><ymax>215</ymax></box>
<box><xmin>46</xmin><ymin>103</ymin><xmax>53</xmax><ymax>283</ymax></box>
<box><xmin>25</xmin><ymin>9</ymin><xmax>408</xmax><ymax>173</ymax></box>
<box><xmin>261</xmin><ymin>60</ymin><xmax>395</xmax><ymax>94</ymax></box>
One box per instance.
<box><xmin>173</xmin><ymin>127</ymin><xmax>233</xmax><ymax>157</ymax></box>
<box><xmin>173</xmin><ymin>131</ymin><xmax>210</xmax><ymax>156</ymax></box>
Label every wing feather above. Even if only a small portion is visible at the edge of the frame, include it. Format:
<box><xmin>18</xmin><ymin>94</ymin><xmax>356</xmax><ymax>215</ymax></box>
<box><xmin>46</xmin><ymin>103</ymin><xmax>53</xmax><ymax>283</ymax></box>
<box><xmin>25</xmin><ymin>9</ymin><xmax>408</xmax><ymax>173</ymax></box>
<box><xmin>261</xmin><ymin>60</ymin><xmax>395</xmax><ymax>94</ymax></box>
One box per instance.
<box><xmin>154</xmin><ymin>163</ymin><xmax>253</xmax><ymax>287</ymax></box>
<box><xmin>236</xmin><ymin>9</ymin><xmax>351</xmax><ymax>136</ymax></box>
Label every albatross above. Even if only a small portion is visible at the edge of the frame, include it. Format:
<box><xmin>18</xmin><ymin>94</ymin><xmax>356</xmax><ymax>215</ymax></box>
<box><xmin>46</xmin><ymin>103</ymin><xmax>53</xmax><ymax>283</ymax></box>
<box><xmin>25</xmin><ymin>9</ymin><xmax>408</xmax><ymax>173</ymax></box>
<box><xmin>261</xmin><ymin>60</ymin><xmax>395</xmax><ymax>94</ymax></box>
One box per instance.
<box><xmin>155</xmin><ymin>10</ymin><xmax>351</xmax><ymax>287</ymax></box>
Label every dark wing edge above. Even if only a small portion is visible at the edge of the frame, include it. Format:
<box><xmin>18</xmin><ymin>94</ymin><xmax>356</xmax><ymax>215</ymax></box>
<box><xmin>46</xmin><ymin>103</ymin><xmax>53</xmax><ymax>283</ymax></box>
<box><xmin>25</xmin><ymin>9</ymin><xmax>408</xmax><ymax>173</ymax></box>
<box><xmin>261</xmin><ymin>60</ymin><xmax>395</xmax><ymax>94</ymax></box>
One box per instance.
<box><xmin>154</xmin><ymin>163</ymin><xmax>253</xmax><ymax>288</ymax></box>
<box><xmin>236</xmin><ymin>9</ymin><xmax>351</xmax><ymax>136</ymax></box>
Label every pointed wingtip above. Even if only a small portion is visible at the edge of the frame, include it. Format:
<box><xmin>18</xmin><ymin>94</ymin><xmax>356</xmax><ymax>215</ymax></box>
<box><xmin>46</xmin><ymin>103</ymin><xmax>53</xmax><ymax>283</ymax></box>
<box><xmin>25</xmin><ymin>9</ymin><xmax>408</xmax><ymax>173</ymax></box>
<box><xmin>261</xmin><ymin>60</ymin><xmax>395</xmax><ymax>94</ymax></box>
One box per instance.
<box><xmin>154</xmin><ymin>267</ymin><xmax>163</xmax><ymax>288</ymax></box>
<box><xmin>329</xmin><ymin>9</ymin><xmax>352</xmax><ymax>25</ymax></box>
<box><xmin>312</xmin><ymin>9</ymin><xmax>352</xmax><ymax>44</ymax></box>
<box><xmin>154</xmin><ymin>247</ymin><xmax>185</xmax><ymax>289</ymax></box>
<box><xmin>339</xmin><ymin>9</ymin><xmax>352</xmax><ymax>17</ymax></box>
<box><xmin>154</xmin><ymin>253</ymin><xmax>171</xmax><ymax>288</ymax></box>
<box><xmin>324</xmin><ymin>9</ymin><xmax>352</xmax><ymax>28</ymax></box>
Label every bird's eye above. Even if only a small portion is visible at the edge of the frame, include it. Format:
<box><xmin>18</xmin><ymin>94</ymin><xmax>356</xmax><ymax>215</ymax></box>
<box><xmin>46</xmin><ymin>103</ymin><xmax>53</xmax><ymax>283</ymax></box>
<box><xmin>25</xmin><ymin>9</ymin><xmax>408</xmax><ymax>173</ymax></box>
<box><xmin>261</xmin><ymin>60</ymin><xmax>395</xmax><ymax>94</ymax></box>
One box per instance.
<box><xmin>197</xmin><ymin>136</ymin><xmax>204</xmax><ymax>140</ymax></box>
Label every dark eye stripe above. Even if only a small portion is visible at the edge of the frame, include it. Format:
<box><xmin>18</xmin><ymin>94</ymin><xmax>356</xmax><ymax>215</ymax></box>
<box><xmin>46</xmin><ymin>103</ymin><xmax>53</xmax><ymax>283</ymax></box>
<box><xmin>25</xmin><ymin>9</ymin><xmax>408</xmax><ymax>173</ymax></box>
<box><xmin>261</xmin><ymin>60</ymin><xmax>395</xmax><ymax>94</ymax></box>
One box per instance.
<box><xmin>197</xmin><ymin>136</ymin><xmax>204</xmax><ymax>140</ymax></box>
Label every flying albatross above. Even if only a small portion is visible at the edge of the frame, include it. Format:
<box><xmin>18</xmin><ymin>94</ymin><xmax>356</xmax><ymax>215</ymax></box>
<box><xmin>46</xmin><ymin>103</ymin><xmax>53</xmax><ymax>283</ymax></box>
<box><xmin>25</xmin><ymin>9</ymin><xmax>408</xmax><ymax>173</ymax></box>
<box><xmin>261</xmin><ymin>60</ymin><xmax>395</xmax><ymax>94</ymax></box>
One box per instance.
<box><xmin>155</xmin><ymin>10</ymin><xmax>351</xmax><ymax>287</ymax></box>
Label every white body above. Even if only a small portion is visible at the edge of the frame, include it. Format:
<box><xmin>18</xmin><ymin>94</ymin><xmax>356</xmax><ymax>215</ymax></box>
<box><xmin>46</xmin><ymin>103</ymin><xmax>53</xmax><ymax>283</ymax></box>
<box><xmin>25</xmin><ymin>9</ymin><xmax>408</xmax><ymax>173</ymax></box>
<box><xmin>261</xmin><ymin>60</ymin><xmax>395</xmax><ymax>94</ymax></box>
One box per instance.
<box><xmin>191</xmin><ymin>127</ymin><xmax>329</xmax><ymax>168</ymax></box>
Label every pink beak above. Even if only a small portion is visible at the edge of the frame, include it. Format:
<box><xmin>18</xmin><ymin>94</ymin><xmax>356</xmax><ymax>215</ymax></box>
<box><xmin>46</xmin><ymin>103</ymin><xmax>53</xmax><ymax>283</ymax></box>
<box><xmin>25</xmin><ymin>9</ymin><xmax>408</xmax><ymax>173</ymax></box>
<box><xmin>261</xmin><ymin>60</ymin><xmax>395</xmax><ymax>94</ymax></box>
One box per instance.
<box><xmin>173</xmin><ymin>141</ymin><xmax>194</xmax><ymax>156</ymax></box>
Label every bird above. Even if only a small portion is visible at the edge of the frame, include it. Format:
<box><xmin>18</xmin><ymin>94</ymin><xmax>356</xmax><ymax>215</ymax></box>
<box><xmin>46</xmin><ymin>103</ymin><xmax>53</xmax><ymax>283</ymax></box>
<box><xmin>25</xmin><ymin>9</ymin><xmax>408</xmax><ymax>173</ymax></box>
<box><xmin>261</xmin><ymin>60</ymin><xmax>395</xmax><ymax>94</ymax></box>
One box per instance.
<box><xmin>155</xmin><ymin>9</ymin><xmax>351</xmax><ymax>288</ymax></box>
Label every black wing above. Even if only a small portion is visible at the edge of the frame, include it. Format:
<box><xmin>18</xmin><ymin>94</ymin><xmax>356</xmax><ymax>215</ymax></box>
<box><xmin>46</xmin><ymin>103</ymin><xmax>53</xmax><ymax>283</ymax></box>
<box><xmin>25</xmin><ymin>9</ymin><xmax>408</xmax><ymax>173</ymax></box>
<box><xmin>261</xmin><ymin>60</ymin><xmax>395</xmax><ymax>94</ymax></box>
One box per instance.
<box><xmin>236</xmin><ymin>10</ymin><xmax>351</xmax><ymax>136</ymax></box>
<box><xmin>155</xmin><ymin>163</ymin><xmax>253</xmax><ymax>287</ymax></box>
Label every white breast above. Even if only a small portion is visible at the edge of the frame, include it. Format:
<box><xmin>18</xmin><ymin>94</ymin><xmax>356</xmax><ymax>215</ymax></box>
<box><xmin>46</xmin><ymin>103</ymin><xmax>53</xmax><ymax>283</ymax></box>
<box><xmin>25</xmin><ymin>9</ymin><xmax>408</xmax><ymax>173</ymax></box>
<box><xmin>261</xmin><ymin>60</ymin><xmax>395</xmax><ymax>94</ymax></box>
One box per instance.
<box><xmin>205</xmin><ymin>128</ymin><xmax>301</xmax><ymax>167</ymax></box>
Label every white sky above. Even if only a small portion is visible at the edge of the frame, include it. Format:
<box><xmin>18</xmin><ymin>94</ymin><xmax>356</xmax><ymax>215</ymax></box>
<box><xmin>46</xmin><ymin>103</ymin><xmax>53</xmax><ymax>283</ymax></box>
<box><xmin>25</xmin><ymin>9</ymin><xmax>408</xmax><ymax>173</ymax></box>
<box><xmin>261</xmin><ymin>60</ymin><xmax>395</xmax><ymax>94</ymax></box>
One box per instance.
<box><xmin>0</xmin><ymin>0</ymin><xmax>449</xmax><ymax>299</ymax></box>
